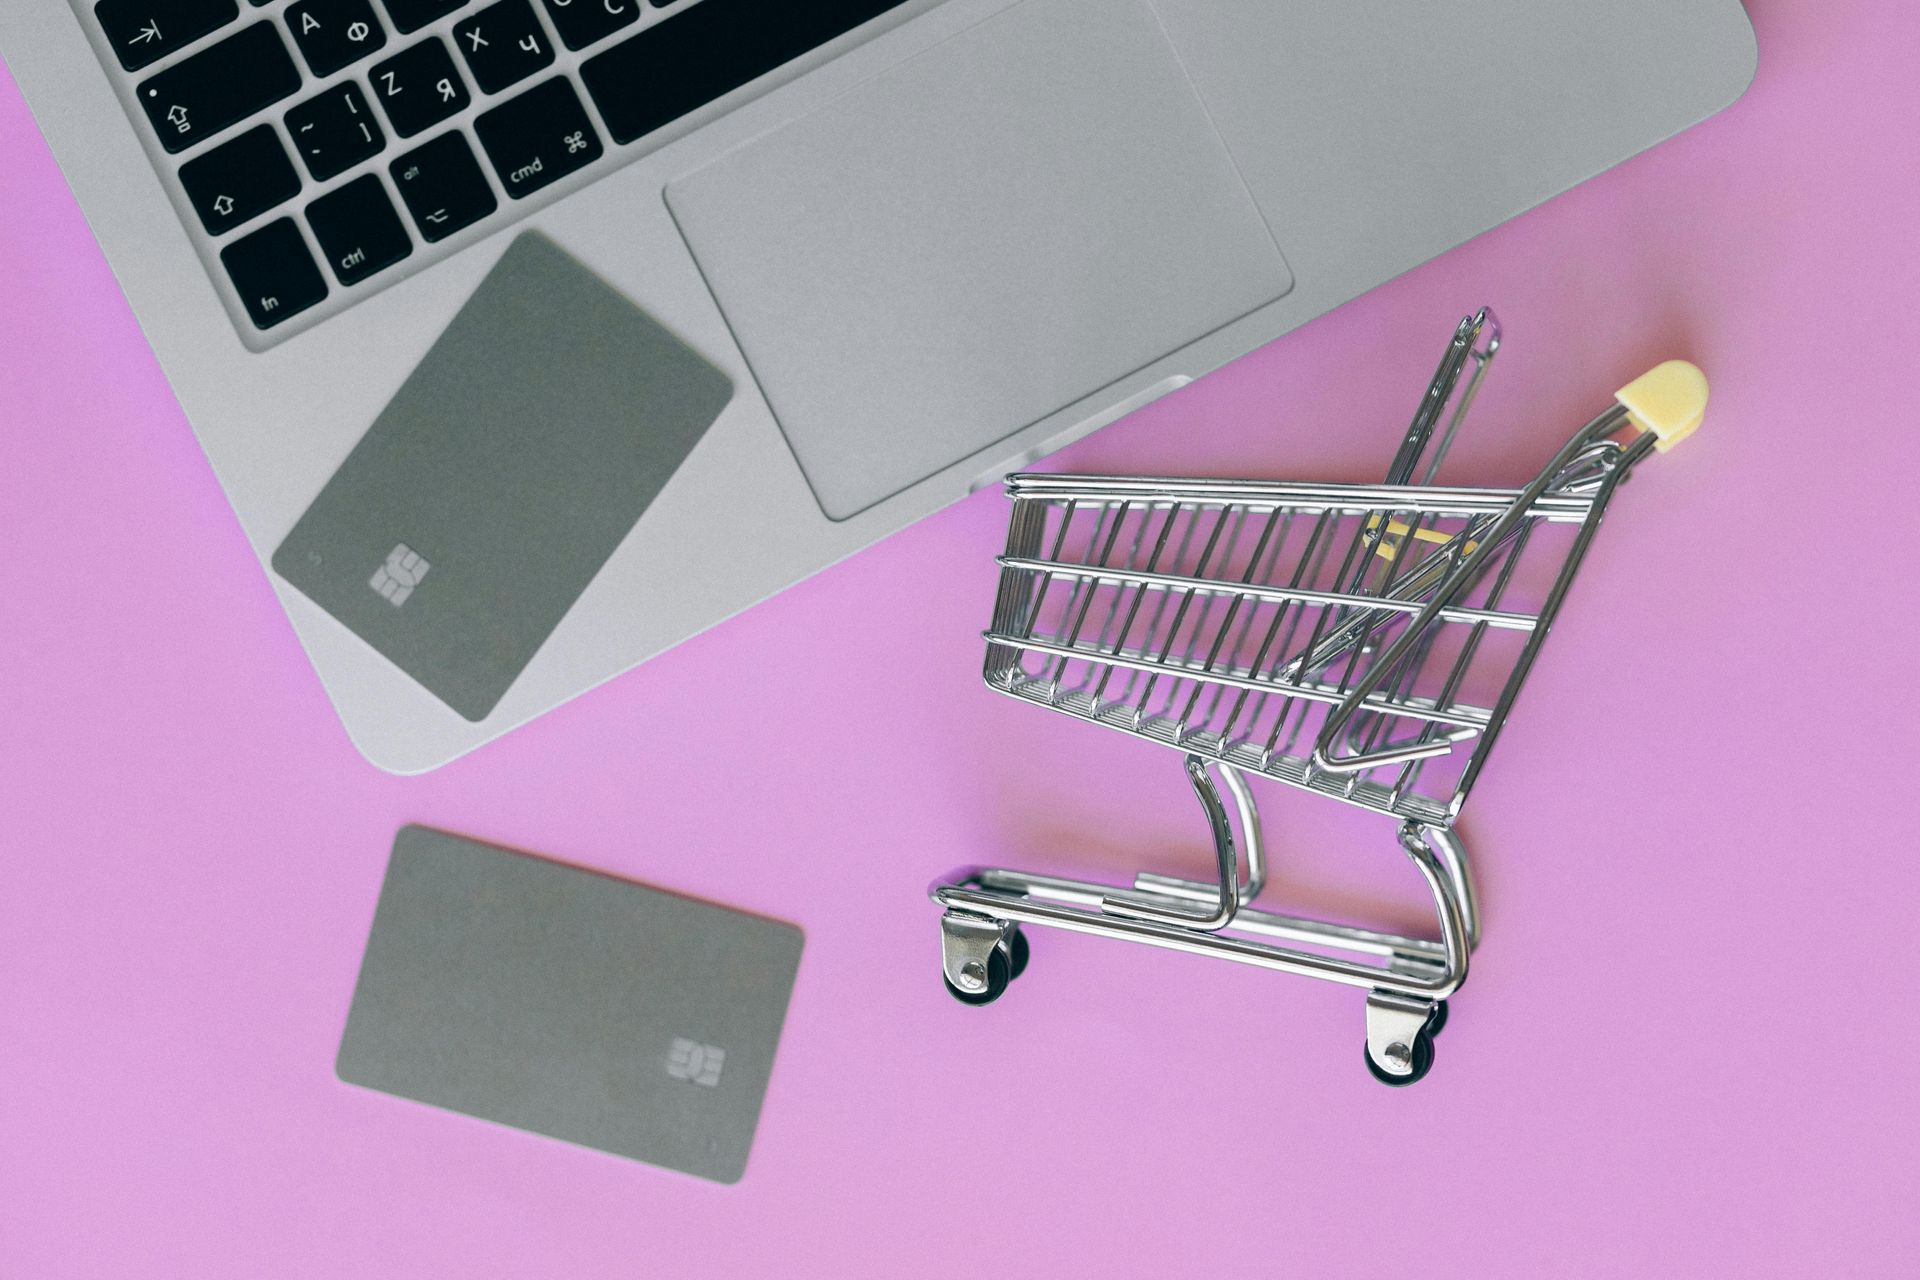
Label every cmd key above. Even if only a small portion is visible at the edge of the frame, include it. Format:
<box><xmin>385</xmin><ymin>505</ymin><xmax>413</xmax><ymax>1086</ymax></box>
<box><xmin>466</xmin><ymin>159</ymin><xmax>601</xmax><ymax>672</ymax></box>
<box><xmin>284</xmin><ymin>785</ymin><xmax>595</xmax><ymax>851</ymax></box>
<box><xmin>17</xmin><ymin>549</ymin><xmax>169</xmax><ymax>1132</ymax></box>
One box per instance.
<box><xmin>474</xmin><ymin>78</ymin><xmax>601</xmax><ymax>199</ymax></box>
<box><xmin>137</xmin><ymin>21</ymin><xmax>302</xmax><ymax>153</ymax></box>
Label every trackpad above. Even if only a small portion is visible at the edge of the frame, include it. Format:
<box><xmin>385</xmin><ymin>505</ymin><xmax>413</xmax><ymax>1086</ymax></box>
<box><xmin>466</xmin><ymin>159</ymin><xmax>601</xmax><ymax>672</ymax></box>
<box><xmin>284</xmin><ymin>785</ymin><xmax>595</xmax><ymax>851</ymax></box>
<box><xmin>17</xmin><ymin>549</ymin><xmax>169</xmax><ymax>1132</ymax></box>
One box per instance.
<box><xmin>665</xmin><ymin>0</ymin><xmax>1293</xmax><ymax>521</ymax></box>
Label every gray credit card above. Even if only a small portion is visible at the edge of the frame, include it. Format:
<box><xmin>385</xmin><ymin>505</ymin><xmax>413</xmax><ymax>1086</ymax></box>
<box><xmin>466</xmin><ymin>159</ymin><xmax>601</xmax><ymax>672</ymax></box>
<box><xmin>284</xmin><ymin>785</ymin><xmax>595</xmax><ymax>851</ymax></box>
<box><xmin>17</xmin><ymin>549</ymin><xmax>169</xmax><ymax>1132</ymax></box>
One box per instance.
<box><xmin>273</xmin><ymin>232</ymin><xmax>732</xmax><ymax>721</ymax></box>
<box><xmin>337</xmin><ymin>826</ymin><xmax>803</xmax><ymax>1183</ymax></box>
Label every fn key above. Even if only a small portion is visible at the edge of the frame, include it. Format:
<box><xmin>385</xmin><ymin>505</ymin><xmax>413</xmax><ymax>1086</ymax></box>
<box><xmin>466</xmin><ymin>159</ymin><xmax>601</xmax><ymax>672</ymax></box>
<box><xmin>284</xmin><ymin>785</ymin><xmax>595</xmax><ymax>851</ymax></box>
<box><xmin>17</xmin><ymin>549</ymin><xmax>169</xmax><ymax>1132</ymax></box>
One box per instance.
<box><xmin>474</xmin><ymin>78</ymin><xmax>602</xmax><ymax>199</ymax></box>
<box><xmin>221</xmin><ymin>218</ymin><xmax>328</xmax><ymax>330</ymax></box>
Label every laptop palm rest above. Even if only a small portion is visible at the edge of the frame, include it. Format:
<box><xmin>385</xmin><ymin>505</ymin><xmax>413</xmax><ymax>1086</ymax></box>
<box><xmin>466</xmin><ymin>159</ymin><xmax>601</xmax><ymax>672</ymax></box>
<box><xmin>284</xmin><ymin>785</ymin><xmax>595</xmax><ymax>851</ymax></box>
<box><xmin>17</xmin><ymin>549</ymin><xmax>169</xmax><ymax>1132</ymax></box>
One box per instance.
<box><xmin>665</xmin><ymin>0</ymin><xmax>1294</xmax><ymax>521</ymax></box>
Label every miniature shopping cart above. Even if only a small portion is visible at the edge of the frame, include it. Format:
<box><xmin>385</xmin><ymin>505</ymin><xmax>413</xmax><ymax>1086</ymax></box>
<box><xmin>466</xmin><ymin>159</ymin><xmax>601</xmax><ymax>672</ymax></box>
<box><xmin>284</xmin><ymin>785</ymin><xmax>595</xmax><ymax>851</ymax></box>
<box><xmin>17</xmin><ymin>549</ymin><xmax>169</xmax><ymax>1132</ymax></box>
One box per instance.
<box><xmin>930</xmin><ymin>309</ymin><xmax>1706</xmax><ymax>1085</ymax></box>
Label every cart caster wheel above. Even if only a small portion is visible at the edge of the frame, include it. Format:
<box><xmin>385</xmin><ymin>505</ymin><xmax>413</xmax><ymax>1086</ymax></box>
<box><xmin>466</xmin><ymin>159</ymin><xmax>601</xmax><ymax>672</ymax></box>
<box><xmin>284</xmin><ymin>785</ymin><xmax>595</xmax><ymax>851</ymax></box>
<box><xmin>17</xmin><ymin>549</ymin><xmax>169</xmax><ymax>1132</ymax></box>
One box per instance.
<box><xmin>944</xmin><ymin>944</ymin><xmax>1011</xmax><ymax>1006</ymax></box>
<box><xmin>1424</xmin><ymin>1000</ymin><xmax>1448</xmax><ymax>1038</ymax></box>
<box><xmin>1005</xmin><ymin>927</ymin><xmax>1030</xmax><ymax>981</ymax></box>
<box><xmin>1364</xmin><ymin>1028</ymin><xmax>1435</xmax><ymax>1087</ymax></box>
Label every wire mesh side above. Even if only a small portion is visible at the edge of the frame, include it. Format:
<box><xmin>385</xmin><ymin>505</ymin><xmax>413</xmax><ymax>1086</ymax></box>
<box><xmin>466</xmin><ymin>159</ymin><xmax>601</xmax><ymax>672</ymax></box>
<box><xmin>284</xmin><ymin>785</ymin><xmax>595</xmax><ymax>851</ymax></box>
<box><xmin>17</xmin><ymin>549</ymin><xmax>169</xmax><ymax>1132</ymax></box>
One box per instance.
<box><xmin>983</xmin><ymin>480</ymin><xmax>1609</xmax><ymax>823</ymax></box>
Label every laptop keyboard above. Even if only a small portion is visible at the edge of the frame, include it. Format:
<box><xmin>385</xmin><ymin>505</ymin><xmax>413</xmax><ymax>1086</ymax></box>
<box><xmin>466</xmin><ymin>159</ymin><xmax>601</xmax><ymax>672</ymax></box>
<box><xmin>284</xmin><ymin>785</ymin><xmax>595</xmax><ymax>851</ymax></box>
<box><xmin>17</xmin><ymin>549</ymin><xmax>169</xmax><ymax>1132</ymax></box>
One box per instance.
<box><xmin>86</xmin><ymin>0</ymin><xmax>913</xmax><ymax>342</ymax></box>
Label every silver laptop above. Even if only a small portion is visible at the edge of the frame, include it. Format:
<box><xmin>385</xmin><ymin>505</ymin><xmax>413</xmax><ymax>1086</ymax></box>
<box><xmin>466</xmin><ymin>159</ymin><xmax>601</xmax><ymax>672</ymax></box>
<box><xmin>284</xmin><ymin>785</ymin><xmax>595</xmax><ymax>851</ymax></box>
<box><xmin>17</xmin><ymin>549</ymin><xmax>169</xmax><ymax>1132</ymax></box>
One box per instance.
<box><xmin>1</xmin><ymin>0</ymin><xmax>1755</xmax><ymax>772</ymax></box>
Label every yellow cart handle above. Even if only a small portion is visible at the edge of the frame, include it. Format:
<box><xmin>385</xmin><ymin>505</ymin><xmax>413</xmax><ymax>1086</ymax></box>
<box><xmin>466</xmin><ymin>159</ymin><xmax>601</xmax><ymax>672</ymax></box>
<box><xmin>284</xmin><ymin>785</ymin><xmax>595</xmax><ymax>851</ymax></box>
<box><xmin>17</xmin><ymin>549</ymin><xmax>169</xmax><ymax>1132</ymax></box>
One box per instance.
<box><xmin>1616</xmin><ymin>360</ymin><xmax>1708</xmax><ymax>452</ymax></box>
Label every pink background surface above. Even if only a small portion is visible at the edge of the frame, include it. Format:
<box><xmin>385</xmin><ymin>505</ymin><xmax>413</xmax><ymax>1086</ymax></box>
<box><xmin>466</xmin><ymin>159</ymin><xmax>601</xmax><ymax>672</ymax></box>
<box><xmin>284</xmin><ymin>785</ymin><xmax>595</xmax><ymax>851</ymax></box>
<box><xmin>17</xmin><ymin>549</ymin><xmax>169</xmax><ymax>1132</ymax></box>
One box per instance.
<box><xmin>5</xmin><ymin>2</ymin><xmax>1918</xmax><ymax>1275</ymax></box>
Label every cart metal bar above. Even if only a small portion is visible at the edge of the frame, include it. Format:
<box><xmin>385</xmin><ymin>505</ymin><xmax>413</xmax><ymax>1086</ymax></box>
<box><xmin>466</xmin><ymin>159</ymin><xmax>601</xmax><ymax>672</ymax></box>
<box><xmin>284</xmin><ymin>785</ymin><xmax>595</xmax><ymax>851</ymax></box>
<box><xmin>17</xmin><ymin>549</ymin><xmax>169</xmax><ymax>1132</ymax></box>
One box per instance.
<box><xmin>995</xmin><ymin>557</ymin><xmax>1541</xmax><ymax>631</ymax></box>
<box><xmin>996</xmin><ymin>680</ymin><xmax>1494</xmax><ymax>766</ymax></box>
<box><xmin>1003</xmin><ymin>476</ymin><xmax>1599</xmax><ymax>521</ymax></box>
<box><xmin>1444</xmin><ymin>429</ymin><xmax>1659</xmax><ymax>803</ymax></box>
<box><xmin>1312</xmin><ymin>405</ymin><xmax>1632</xmax><ymax>773</ymax></box>
<box><xmin>1279</xmin><ymin>510</ymin><xmax>1505</xmax><ymax>679</ymax></box>
<box><xmin>1388</xmin><ymin>518</ymin><xmax>1538</xmax><ymax>804</ymax></box>
<box><xmin>936</xmin><ymin>885</ymin><xmax>1464</xmax><ymax>996</ymax></box>
<box><xmin>1402</xmin><ymin>308</ymin><xmax>1502</xmax><ymax>486</ymax></box>
<box><xmin>987</xmin><ymin>633</ymin><xmax>1495</xmax><ymax>730</ymax></box>
<box><xmin>934</xmin><ymin>820</ymin><xmax>1471</xmax><ymax>999</ymax></box>
<box><xmin>1123</xmin><ymin>874</ymin><xmax>1448</xmax><ymax>963</ymax></box>
<box><xmin>972</xmin><ymin>825</ymin><xmax>1476</xmax><ymax>958</ymax></box>
<box><xmin>1098</xmin><ymin>757</ymin><xmax>1248</xmax><ymax>931</ymax></box>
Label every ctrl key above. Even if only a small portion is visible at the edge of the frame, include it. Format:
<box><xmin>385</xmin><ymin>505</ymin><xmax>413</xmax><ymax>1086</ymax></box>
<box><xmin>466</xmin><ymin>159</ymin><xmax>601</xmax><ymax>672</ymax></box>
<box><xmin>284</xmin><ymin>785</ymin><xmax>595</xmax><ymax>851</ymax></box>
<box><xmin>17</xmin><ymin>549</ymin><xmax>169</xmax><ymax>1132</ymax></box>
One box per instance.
<box><xmin>307</xmin><ymin>174</ymin><xmax>414</xmax><ymax>286</ymax></box>
<box><xmin>221</xmin><ymin>218</ymin><xmax>328</xmax><ymax>330</ymax></box>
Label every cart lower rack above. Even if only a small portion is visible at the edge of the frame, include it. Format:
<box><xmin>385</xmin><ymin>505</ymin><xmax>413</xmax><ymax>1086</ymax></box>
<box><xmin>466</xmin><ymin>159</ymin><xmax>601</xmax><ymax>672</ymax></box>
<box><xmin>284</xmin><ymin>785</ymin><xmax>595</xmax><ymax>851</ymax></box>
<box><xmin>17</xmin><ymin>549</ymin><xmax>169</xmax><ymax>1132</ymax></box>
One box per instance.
<box><xmin>930</xmin><ymin>310</ymin><xmax>1707</xmax><ymax>1084</ymax></box>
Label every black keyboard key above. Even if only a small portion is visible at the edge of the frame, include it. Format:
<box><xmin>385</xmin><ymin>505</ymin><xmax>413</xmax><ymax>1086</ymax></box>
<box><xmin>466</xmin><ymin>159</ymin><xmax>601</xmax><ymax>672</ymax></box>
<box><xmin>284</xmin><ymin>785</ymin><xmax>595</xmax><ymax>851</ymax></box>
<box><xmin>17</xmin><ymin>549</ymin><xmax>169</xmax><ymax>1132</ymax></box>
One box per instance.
<box><xmin>380</xmin><ymin>0</ymin><xmax>464</xmax><ymax>34</ymax></box>
<box><xmin>284</xmin><ymin>0</ymin><xmax>388</xmax><ymax>75</ymax></box>
<box><xmin>473</xmin><ymin>77</ymin><xmax>601</xmax><ymax>199</ymax></box>
<box><xmin>370</xmin><ymin>38</ymin><xmax>471</xmax><ymax>137</ymax></box>
<box><xmin>137</xmin><ymin>21</ymin><xmax>302</xmax><ymax>153</ymax></box>
<box><xmin>581</xmin><ymin>0</ymin><xmax>909</xmax><ymax>146</ymax></box>
<box><xmin>390</xmin><ymin>131</ymin><xmax>497</xmax><ymax>240</ymax></box>
<box><xmin>306</xmin><ymin>173</ymin><xmax>413</xmax><ymax>285</ymax></box>
<box><xmin>221</xmin><ymin>217</ymin><xmax>328</xmax><ymax>328</ymax></box>
<box><xmin>452</xmin><ymin>0</ymin><xmax>553</xmax><ymax>94</ymax></box>
<box><xmin>537</xmin><ymin>0</ymin><xmax>635</xmax><ymax>52</ymax></box>
<box><xmin>286</xmin><ymin>82</ymin><xmax>386</xmax><ymax>181</ymax></box>
<box><xmin>95</xmin><ymin>0</ymin><xmax>238</xmax><ymax>71</ymax></box>
<box><xmin>177</xmin><ymin>124</ymin><xmax>301</xmax><ymax>234</ymax></box>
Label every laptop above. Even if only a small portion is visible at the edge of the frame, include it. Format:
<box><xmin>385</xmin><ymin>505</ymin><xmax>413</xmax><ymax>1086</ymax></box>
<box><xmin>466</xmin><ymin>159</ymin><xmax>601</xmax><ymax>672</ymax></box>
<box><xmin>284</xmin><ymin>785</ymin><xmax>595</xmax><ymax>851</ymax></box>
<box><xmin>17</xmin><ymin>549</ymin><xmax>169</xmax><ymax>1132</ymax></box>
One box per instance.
<box><xmin>0</xmin><ymin>0</ymin><xmax>1756</xmax><ymax>772</ymax></box>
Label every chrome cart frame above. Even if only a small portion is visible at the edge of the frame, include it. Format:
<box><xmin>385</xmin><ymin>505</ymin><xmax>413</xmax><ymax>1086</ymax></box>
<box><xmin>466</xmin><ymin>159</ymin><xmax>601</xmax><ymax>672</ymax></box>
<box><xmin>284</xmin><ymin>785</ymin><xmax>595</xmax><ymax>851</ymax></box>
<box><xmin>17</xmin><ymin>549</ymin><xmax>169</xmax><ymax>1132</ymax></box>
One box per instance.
<box><xmin>930</xmin><ymin>310</ymin><xmax>1706</xmax><ymax>1085</ymax></box>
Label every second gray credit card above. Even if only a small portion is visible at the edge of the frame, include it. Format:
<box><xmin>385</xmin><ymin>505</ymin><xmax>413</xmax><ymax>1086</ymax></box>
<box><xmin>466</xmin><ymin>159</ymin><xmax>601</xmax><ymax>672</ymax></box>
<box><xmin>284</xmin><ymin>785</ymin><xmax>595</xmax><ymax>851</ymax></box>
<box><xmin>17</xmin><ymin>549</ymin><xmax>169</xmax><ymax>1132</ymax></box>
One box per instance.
<box><xmin>337</xmin><ymin>826</ymin><xmax>803</xmax><ymax>1183</ymax></box>
<box><xmin>272</xmin><ymin>232</ymin><xmax>732</xmax><ymax>720</ymax></box>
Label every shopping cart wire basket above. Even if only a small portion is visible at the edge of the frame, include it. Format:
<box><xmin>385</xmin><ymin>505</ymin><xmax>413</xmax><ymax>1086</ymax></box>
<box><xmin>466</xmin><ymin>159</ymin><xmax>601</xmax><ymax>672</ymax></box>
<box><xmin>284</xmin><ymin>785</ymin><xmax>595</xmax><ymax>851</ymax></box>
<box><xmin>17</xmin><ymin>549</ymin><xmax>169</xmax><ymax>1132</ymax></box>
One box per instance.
<box><xmin>929</xmin><ymin>309</ymin><xmax>1706</xmax><ymax>1085</ymax></box>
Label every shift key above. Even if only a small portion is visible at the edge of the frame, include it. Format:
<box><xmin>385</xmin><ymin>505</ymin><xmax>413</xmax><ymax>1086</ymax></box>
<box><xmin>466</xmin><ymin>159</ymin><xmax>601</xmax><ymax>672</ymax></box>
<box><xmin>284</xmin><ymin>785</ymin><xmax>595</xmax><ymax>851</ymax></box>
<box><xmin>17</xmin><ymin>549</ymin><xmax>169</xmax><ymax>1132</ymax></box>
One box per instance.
<box><xmin>138</xmin><ymin>21</ymin><xmax>302</xmax><ymax>153</ymax></box>
<box><xmin>473</xmin><ymin>78</ymin><xmax>602</xmax><ymax>200</ymax></box>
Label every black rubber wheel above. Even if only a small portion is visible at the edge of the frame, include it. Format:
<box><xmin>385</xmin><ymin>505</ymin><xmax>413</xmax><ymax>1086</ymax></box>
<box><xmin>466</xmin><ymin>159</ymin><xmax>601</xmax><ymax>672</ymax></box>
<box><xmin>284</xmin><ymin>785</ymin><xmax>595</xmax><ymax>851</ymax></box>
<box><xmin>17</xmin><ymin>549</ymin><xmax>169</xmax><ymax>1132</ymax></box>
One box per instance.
<box><xmin>1005</xmin><ymin>928</ymin><xmax>1031</xmax><ymax>981</ymax></box>
<box><xmin>1425</xmin><ymin>999</ymin><xmax>1449</xmax><ymax>1038</ymax></box>
<box><xmin>943</xmin><ymin>944</ymin><xmax>1012</xmax><ymax>1006</ymax></box>
<box><xmin>1364</xmin><ymin>1028</ymin><xmax>1435</xmax><ymax>1087</ymax></box>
